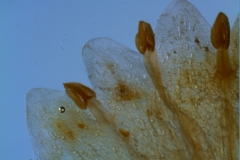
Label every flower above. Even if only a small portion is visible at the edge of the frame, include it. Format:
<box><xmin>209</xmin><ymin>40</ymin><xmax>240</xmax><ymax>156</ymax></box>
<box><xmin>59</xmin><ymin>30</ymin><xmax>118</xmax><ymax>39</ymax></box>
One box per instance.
<box><xmin>26</xmin><ymin>0</ymin><xmax>239</xmax><ymax>159</ymax></box>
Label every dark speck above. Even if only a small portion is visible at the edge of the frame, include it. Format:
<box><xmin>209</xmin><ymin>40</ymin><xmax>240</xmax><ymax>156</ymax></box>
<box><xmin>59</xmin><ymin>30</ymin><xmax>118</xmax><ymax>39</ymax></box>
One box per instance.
<box><xmin>59</xmin><ymin>106</ymin><xmax>65</xmax><ymax>113</ymax></box>
<box><xmin>204</xmin><ymin>46</ymin><xmax>209</xmax><ymax>51</ymax></box>
<box><xmin>194</xmin><ymin>37</ymin><xmax>200</xmax><ymax>44</ymax></box>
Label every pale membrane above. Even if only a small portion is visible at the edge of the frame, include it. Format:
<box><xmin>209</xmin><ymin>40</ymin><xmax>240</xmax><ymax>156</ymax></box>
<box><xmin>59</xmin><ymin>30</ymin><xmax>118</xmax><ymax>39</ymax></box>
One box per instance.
<box><xmin>26</xmin><ymin>0</ymin><xmax>239</xmax><ymax>159</ymax></box>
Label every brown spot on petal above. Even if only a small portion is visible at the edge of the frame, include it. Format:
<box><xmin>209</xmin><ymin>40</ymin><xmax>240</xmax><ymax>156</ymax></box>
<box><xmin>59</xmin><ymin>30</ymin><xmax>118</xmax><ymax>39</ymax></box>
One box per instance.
<box><xmin>114</xmin><ymin>83</ymin><xmax>140</xmax><ymax>101</ymax></box>
<box><xmin>77</xmin><ymin>123</ymin><xmax>85</xmax><ymax>129</ymax></box>
<box><xmin>194</xmin><ymin>37</ymin><xmax>200</xmax><ymax>44</ymax></box>
<box><xmin>51</xmin><ymin>108</ymin><xmax>92</xmax><ymax>144</ymax></box>
<box><xmin>56</xmin><ymin>121</ymin><xmax>76</xmax><ymax>141</ymax></box>
<box><xmin>119</xmin><ymin>128</ymin><xmax>130</xmax><ymax>138</ymax></box>
<box><xmin>106</xmin><ymin>63</ymin><xmax>115</xmax><ymax>70</ymax></box>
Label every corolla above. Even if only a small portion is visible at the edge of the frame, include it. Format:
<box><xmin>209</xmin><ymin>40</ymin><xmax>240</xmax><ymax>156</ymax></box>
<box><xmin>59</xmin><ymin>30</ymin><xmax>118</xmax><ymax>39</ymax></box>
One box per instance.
<box><xmin>26</xmin><ymin>0</ymin><xmax>239</xmax><ymax>159</ymax></box>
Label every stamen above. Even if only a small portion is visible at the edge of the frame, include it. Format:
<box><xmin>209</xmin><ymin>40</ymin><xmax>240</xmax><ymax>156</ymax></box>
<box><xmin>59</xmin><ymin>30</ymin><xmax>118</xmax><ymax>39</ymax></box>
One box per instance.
<box><xmin>63</xmin><ymin>82</ymin><xmax>114</xmax><ymax>125</ymax></box>
<box><xmin>135</xmin><ymin>21</ymin><xmax>155</xmax><ymax>54</ymax></box>
<box><xmin>210</xmin><ymin>12</ymin><xmax>234</xmax><ymax>88</ymax></box>
<box><xmin>135</xmin><ymin>21</ymin><xmax>172</xmax><ymax>110</ymax></box>
<box><xmin>63</xmin><ymin>82</ymin><xmax>96</xmax><ymax>109</ymax></box>
<box><xmin>211</xmin><ymin>12</ymin><xmax>230</xmax><ymax>49</ymax></box>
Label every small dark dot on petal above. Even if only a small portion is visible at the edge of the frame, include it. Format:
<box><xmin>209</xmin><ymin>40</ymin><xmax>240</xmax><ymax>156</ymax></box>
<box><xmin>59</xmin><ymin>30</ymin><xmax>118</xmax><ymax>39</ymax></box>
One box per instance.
<box><xmin>59</xmin><ymin>106</ymin><xmax>65</xmax><ymax>113</ymax></box>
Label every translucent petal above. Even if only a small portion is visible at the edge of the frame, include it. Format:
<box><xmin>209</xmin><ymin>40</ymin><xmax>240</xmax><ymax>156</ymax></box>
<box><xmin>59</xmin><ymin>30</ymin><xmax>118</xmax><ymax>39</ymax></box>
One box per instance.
<box><xmin>229</xmin><ymin>14</ymin><xmax>239</xmax><ymax>75</ymax></box>
<box><xmin>153</xmin><ymin>4</ymin><xmax>238</xmax><ymax>159</ymax></box>
<box><xmin>83</xmin><ymin>38</ymin><xmax>168</xmax><ymax>158</ymax></box>
<box><xmin>26</xmin><ymin>88</ymin><xmax>132</xmax><ymax>160</ymax></box>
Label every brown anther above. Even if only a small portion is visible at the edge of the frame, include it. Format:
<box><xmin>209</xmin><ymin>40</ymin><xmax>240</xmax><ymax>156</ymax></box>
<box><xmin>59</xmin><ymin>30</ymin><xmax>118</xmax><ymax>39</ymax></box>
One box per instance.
<box><xmin>63</xmin><ymin>82</ymin><xmax>96</xmax><ymax>110</ymax></box>
<box><xmin>135</xmin><ymin>21</ymin><xmax>155</xmax><ymax>54</ymax></box>
<box><xmin>211</xmin><ymin>12</ymin><xmax>230</xmax><ymax>49</ymax></box>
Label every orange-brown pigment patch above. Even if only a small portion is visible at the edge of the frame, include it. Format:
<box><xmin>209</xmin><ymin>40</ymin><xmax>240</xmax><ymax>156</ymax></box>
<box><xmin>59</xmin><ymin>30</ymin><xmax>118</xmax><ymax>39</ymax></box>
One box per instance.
<box><xmin>77</xmin><ymin>123</ymin><xmax>85</xmax><ymax>129</ymax></box>
<box><xmin>106</xmin><ymin>63</ymin><xmax>115</xmax><ymax>70</ymax></box>
<box><xmin>114</xmin><ymin>83</ymin><xmax>140</xmax><ymax>101</ymax></box>
<box><xmin>52</xmin><ymin>113</ymin><xmax>87</xmax><ymax>142</ymax></box>
<box><xmin>119</xmin><ymin>128</ymin><xmax>130</xmax><ymax>138</ymax></box>
<box><xmin>146</xmin><ymin>109</ymin><xmax>153</xmax><ymax>117</ymax></box>
<box><xmin>55</xmin><ymin>121</ymin><xmax>76</xmax><ymax>141</ymax></box>
<box><xmin>106</xmin><ymin>62</ymin><xmax>117</xmax><ymax>75</ymax></box>
<box><xmin>51</xmin><ymin>104</ymin><xmax>89</xmax><ymax>143</ymax></box>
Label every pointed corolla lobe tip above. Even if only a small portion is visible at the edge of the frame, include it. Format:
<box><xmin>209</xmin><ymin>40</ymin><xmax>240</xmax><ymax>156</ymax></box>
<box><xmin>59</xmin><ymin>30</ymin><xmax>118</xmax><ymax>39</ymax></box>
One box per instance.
<box><xmin>135</xmin><ymin>21</ymin><xmax>155</xmax><ymax>54</ymax></box>
<box><xmin>63</xmin><ymin>82</ymin><xmax>96</xmax><ymax>110</ymax></box>
<box><xmin>211</xmin><ymin>12</ymin><xmax>230</xmax><ymax>49</ymax></box>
